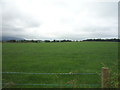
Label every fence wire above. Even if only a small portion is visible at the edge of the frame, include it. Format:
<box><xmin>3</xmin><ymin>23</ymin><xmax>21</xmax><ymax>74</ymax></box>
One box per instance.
<box><xmin>2</xmin><ymin>72</ymin><xmax>98</xmax><ymax>75</ymax></box>
<box><xmin>2</xmin><ymin>83</ymin><xmax>100</xmax><ymax>87</ymax></box>
<box><xmin>2</xmin><ymin>72</ymin><xmax>100</xmax><ymax>88</ymax></box>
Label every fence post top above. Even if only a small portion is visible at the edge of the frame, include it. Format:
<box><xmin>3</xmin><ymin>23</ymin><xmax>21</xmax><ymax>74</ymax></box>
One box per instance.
<box><xmin>102</xmin><ymin>67</ymin><xmax>109</xmax><ymax>70</ymax></box>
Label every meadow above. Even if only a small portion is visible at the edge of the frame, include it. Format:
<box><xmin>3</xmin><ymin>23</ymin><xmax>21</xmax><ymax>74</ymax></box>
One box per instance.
<box><xmin>2</xmin><ymin>42</ymin><xmax>118</xmax><ymax>88</ymax></box>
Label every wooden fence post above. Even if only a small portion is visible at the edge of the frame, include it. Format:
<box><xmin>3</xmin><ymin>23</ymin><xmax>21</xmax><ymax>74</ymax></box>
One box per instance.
<box><xmin>101</xmin><ymin>67</ymin><xmax>109</xmax><ymax>88</ymax></box>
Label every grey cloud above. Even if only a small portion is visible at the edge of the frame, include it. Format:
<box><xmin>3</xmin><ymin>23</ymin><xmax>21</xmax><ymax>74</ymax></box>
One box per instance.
<box><xmin>91</xmin><ymin>2</ymin><xmax>118</xmax><ymax>18</ymax></box>
<box><xmin>2</xmin><ymin>0</ymin><xmax>40</xmax><ymax>37</ymax></box>
<box><xmin>1</xmin><ymin>0</ymin><xmax>118</xmax><ymax>40</ymax></box>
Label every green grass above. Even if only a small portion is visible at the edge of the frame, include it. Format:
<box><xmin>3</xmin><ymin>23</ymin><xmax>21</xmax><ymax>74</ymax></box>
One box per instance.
<box><xmin>2</xmin><ymin>42</ymin><xmax>118</xmax><ymax>88</ymax></box>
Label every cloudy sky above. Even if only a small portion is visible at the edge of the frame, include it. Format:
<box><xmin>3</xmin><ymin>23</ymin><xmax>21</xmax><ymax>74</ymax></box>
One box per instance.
<box><xmin>1</xmin><ymin>0</ymin><xmax>118</xmax><ymax>40</ymax></box>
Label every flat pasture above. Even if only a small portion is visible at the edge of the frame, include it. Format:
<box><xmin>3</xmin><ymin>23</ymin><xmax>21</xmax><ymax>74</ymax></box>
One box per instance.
<box><xmin>2</xmin><ymin>42</ymin><xmax>118</xmax><ymax>88</ymax></box>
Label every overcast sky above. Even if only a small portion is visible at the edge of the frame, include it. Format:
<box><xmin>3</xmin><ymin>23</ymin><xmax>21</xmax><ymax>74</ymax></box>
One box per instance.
<box><xmin>1</xmin><ymin>0</ymin><xmax>118</xmax><ymax>40</ymax></box>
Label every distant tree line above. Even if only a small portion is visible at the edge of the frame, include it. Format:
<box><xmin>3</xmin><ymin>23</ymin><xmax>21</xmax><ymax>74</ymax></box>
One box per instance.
<box><xmin>83</xmin><ymin>38</ymin><xmax>120</xmax><ymax>42</ymax></box>
<box><xmin>2</xmin><ymin>38</ymin><xmax>120</xmax><ymax>43</ymax></box>
<box><xmin>3</xmin><ymin>39</ymin><xmax>73</xmax><ymax>43</ymax></box>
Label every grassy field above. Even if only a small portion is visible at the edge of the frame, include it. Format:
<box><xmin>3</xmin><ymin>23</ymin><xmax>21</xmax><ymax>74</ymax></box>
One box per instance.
<box><xmin>2</xmin><ymin>42</ymin><xmax>118</xmax><ymax>88</ymax></box>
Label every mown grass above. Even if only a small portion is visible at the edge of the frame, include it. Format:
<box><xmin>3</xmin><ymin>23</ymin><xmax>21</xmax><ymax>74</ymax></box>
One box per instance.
<box><xmin>2</xmin><ymin>42</ymin><xmax>118</xmax><ymax>88</ymax></box>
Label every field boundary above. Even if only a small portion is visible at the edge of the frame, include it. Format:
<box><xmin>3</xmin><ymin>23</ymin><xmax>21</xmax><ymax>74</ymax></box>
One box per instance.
<box><xmin>2</xmin><ymin>67</ymin><xmax>109</xmax><ymax>88</ymax></box>
<box><xmin>2</xmin><ymin>72</ymin><xmax>100</xmax><ymax>87</ymax></box>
